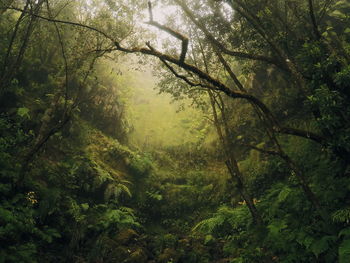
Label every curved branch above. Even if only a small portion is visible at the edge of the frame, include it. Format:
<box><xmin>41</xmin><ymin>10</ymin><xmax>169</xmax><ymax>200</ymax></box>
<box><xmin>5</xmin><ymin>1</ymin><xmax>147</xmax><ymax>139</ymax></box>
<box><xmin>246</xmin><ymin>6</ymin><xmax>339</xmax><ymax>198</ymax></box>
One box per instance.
<box><xmin>216</xmin><ymin>50</ymin><xmax>325</xmax><ymax>144</ymax></box>
<box><xmin>5</xmin><ymin>6</ymin><xmax>115</xmax><ymax>42</ymax></box>
<box><xmin>160</xmin><ymin>59</ymin><xmax>207</xmax><ymax>88</ymax></box>
<box><xmin>276</xmin><ymin>126</ymin><xmax>325</xmax><ymax>144</ymax></box>
<box><xmin>240</xmin><ymin>143</ymin><xmax>285</xmax><ymax>158</ymax></box>
<box><xmin>11</xmin><ymin>5</ymin><xmax>325</xmax><ymax>146</ymax></box>
<box><xmin>147</xmin><ymin>1</ymin><xmax>188</xmax><ymax>62</ymax></box>
<box><xmin>7</xmin><ymin>5</ymin><xmax>281</xmax><ymax>116</ymax></box>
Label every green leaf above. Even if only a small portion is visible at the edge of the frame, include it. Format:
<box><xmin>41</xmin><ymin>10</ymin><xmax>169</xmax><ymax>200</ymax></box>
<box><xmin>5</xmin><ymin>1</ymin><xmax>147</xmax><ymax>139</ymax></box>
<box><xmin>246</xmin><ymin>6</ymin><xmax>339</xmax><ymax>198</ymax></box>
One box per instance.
<box><xmin>296</xmin><ymin>234</ymin><xmax>314</xmax><ymax>249</ymax></box>
<box><xmin>339</xmin><ymin>228</ymin><xmax>350</xmax><ymax>238</ymax></box>
<box><xmin>339</xmin><ymin>239</ymin><xmax>350</xmax><ymax>263</ymax></box>
<box><xmin>332</xmin><ymin>207</ymin><xmax>350</xmax><ymax>223</ymax></box>
<box><xmin>204</xmin><ymin>234</ymin><xmax>214</xmax><ymax>245</ymax></box>
<box><xmin>311</xmin><ymin>236</ymin><xmax>335</xmax><ymax>257</ymax></box>
<box><xmin>267</xmin><ymin>220</ymin><xmax>287</xmax><ymax>236</ymax></box>
<box><xmin>0</xmin><ymin>207</ymin><xmax>13</xmax><ymax>222</ymax></box>
<box><xmin>81</xmin><ymin>203</ymin><xmax>89</xmax><ymax>211</ymax></box>
<box><xmin>277</xmin><ymin>187</ymin><xmax>291</xmax><ymax>203</ymax></box>
<box><xmin>331</xmin><ymin>10</ymin><xmax>346</xmax><ymax>19</ymax></box>
<box><xmin>17</xmin><ymin>107</ymin><xmax>30</xmax><ymax>119</ymax></box>
<box><xmin>117</xmin><ymin>184</ymin><xmax>132</xmax><ymax>198</ymax></box>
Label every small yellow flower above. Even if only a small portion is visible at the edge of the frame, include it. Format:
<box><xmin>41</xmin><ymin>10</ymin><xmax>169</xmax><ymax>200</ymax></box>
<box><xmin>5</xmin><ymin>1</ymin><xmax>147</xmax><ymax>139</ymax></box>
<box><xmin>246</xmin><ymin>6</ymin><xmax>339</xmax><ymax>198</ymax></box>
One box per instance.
<box><xmin>238</xmin><ymin>198</ymin><xmax>260</xmax><ymax>205</ymax></box>
<box><xmin>26</xmin><ymin>191</ymin><xmax>38</xmax><ymax>204</ymax></box>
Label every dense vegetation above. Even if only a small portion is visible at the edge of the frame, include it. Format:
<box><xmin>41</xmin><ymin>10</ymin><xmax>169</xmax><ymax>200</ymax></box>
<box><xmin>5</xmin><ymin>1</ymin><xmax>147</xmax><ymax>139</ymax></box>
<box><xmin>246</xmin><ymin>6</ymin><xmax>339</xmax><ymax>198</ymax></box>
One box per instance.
<box><xmin>1</xmin><ymin>0</ymin><xmax>350</xmax><ymax>262</ymax></box>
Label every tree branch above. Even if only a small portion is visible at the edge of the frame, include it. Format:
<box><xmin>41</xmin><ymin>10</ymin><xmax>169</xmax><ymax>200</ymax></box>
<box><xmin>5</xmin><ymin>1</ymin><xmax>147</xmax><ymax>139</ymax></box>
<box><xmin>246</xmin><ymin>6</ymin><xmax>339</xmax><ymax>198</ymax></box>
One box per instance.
<box><xmin>45</xmin><ymin>0</ymin><xmax>69</xmax><ymax>111</ymax></box>
<box><xmin>276</xmin><ymin>126</ymin><xmax>325</xmax><ymax>144</ymax></box>
<box><xmin>216</xmin><ymin>50</ymin><xmax>325</xmax><ymax>144</ymax></box>
<box><xmin>10</xmin><ymin>5</ymin><xmax>325</xmax><ymax>146</ymax></box>
<box><xmin>240</xmin><ymin>143</ymin><xmax>285</xmax><ymax>158</ymax></box>
<box><xmin>148</xmin><ymin>1</ymin><xmax>153</xmax><ymax>22</ymax></box>
<box><xmin>308</xmin><ymin>0</ymin><xmax>321</xmax><ymax>39</ymax></box>
<box><xmin>147</xmin><ymin>1</ymin><xmax>188</xmax><ymax>63</ymax></box>
<box><xmin>8</xmin><ymin>5</ymin><xmax>277</xmax><ymax>116</ymax></box>
<box><xmin>174</xmin><ymin>0</ymin><xmax>286</xmax><ymax>70</ymax></box>
<box><xmin>5</xmin><ymin>6</ymin><xmax>115</xmax><ymax>42</ymax></box>
<box><xmin>160</xmin><ymin>58</ymin><xmax>207</xmax><ymax>88</ymax></box>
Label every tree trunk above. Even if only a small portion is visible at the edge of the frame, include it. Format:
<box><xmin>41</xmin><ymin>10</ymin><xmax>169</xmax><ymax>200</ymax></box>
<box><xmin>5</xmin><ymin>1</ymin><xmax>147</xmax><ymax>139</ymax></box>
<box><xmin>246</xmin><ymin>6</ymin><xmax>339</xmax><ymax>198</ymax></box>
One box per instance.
<box><xmin>209</xmin><ymin>90</ymin><xmax>263</xmax><ymax>224</ymax></box>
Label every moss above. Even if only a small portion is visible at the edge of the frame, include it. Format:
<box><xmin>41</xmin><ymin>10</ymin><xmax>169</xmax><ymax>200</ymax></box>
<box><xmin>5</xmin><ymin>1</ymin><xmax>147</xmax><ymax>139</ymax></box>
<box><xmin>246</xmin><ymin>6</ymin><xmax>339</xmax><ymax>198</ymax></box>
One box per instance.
<box><xmin>128</xmin><ymin>247</ymin><xmax>147</xmax><ymax>263</ymax></box>
<box><xmin>157</xmin><ymin>248</ymin><xmax>178</xmax><ymax>263</ymax></box>
<box><xmin>115</xmin><ymin>228</ymin><xmax>139</xmax><ymax>244</ymax></box>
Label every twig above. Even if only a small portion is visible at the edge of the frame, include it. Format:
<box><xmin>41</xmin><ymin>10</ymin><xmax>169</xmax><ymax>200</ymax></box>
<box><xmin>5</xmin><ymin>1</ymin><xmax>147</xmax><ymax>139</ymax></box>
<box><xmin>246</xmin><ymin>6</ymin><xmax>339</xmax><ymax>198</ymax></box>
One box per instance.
<box><xmin>5</xmin><ymin>6</ymin><xmax>115</xmax><ymax>42</ymax></box>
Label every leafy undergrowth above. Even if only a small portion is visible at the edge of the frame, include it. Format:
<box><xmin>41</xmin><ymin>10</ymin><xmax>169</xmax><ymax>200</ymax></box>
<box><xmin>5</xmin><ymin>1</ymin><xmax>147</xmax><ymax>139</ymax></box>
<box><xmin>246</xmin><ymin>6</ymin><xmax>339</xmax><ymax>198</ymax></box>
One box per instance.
<box><xmin>3</xmin><ymin>116</ymin><xmax>350</xmax><ymax>263</ymax></box>
<box><xmin>0</xmin><ymin>117</ymin><xmax>229</xmax><ymax>262</ymax></box>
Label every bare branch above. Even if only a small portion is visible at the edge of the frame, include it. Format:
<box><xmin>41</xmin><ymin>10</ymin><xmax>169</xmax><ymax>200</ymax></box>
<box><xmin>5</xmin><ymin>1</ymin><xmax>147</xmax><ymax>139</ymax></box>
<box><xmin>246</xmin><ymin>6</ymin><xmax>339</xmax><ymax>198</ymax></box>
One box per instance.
<box><xmin>5</xmin><ymin>6</ymin><xmax>115</xmax><ymax>42</ymax></box>
<box><xmin>45</xmin><ymin>0</ymin><xmax>69</xmax><ymax>111</ymax></box>
<box><xmin>203</xmin><ymin>115</ymin><xmax>214</xmax><ymax>123</ymax></box>
<box><xmin>160</xmin><ymin>59</ymin><xmax>207</xmax><ymax>88</ymax></box>
<box><xmin>180</xmin><ymin>38</ymin><xmax>189</xmax><ymax>63</ymax></box>
<box><xmin>148</xmin><ymin>1</ymin><xmax>153</xmax><ymax>22</ymax></box>
<box><xmin>146</xmin><ymin>20</ymin><xmax>189</xmax><ymax>62</ymax></box>
<box><xmin>276</xmin><ymin>126</ymin><xmax>325</xmax><ymax>144</ymax></box>
<box><xmin>147</xmin><ymin>1</ymin><xmax>188</xmax><ymax>62</ymax></box>
<box><xmin>240</xmin><ymin>143</ymin><xmax>285</xmax><ymax>157</ymax></box>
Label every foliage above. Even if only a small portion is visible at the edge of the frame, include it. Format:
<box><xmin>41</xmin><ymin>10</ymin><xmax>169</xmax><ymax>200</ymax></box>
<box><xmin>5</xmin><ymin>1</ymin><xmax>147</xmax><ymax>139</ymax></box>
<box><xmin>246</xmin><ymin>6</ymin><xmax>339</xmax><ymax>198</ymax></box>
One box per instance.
<box><xmin>1</xmin><ymin>0</ymin><xmax>350</xmax><ymax>262</ymax></box>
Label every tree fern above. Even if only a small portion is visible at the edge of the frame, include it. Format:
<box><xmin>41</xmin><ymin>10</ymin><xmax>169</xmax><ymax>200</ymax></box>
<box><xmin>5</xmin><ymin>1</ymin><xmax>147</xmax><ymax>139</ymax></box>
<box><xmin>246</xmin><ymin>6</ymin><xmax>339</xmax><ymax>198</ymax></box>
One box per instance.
<box><xmin>192</xmin><ymin>216</ymin><xmax>225</xmax><ymax>234</ymax></box>
<box><xmin>339</xmin><ymin>239</ymin><xmax>350</xmax><ymax>263</ymax></box>
<box><xmin>332</xmin><ymin>207</ymin><xmax>350</xmax><ymax>223</ymax></box>
<box><xmin>192</xmin><ymin>205</ymin><xmax>250</xmax><ymax>235</ymax></box>
<box><xmin>104</xmin><ymin>180</ymin><xmax>132</xmax><ymax>201</ymax></box>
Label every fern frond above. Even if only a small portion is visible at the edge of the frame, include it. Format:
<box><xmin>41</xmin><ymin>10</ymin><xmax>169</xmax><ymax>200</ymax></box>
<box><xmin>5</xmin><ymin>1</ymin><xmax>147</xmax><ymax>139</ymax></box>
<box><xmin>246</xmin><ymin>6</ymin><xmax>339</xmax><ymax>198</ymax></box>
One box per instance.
<box><xmin>332</xmin><ymin>207</ymin><xmax>350</xmax><ymax>223</ymax></box>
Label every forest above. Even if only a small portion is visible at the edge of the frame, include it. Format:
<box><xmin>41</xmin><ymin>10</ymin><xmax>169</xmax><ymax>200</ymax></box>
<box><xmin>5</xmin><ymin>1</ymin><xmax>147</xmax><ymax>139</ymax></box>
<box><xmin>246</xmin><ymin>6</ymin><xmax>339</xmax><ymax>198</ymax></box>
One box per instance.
<box><xmin>0</xmin><ymin>0</ymin><xmax>350</xmax><ymax>262</ymax></box>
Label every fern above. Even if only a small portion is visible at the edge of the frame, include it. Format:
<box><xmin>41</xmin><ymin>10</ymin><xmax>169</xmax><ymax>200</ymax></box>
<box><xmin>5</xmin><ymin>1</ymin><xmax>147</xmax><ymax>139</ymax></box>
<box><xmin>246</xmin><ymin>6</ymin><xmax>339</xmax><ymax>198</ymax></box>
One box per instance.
<box><xmin>192</xmin><ymin>216</ymin><xmax>225</xmax><ymax>234</ymax></box>
<box><xmin>104</xmin><ymin>180</ymin><xmax>132</xmax><ymax>201</ymax></box>
<box><xmin>277</xmin><ymin>186</ymin><xmax>292</xmax><ymax>203</ymax></box>
<box><xmin>339</xmin><ymin>239</ymin><xmax>350</xmax><ymax>263</ymax></box>
<box><xmin>146</xmin><ymin>190</ymin><xmax>163</xmax><ymax>201</ymax></box>
<box><xmin>310</xmin><ymin>235</ymin><xmax>336</xmax><ymax>257</ymax></box>
<box><xmin>192</xmin><ymin>205</ymin><xmax>250</xmax><ymax>235</ymax></box>
<box><xmin>332</xmin><ymin>207</ymin><xmax>350</xmax><ymax>223</ymax></box>
<box><xmin>339</xmin><ymin>227</ymin><xmax>350</xmax><ymax>238</ymax></box>
<box><xmin>267</xmin><ymin>220</ymin><xmax>287</xmax><ymax>237</ymax></box>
